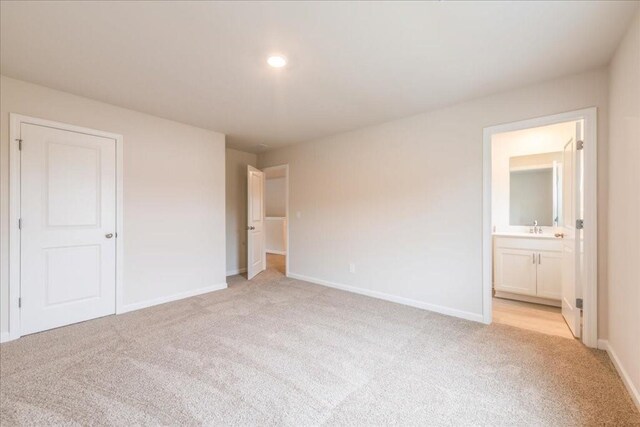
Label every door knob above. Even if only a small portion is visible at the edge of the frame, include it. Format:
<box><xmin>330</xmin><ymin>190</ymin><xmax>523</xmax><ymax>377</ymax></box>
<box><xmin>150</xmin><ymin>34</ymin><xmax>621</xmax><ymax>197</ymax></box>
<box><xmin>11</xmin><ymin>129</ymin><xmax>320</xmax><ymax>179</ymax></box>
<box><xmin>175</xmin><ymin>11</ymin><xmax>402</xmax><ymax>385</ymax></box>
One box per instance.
<box><xmin>554</xmin><ymin>233</ymin><xmax>565</xmax><ymax>238</ymax></box>
<box><xmin>105</xmin><ymin>233</ymin><xmax>114</xmax><ymax>239</ymax></box>
<box><xmin>247</xmin><ymin>226</ymin><xmax>255</xmax><ymax>230</ymax></box>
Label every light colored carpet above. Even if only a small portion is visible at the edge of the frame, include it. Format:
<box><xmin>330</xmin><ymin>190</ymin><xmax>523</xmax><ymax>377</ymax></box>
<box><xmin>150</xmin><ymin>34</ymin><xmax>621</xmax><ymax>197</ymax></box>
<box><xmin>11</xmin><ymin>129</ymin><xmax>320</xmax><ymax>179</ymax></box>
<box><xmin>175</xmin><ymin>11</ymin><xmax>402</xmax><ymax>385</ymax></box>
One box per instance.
<box><xmin>1</xmin><ymin>267</ymin><xmax>638</xmax><ymax>426</ymax></box>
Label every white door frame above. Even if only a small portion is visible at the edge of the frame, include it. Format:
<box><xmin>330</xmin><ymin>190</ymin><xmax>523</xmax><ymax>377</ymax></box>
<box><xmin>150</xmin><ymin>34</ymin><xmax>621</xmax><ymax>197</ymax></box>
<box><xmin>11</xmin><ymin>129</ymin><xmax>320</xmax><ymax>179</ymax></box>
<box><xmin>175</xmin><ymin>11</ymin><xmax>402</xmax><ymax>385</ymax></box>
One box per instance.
<box><xmin>482</xmin><ymin>107</ymin><xmax>598</xmax><ymax>348</ymax></box>
<box><xmin>261</xmin><ymin>164</ymin><xmax>290</xmax><ymax>277</ymax></box>
<box><xmin>7</xmin><ymin>114</ymin><xmax>124</xmax><ymax>342</ymax></box>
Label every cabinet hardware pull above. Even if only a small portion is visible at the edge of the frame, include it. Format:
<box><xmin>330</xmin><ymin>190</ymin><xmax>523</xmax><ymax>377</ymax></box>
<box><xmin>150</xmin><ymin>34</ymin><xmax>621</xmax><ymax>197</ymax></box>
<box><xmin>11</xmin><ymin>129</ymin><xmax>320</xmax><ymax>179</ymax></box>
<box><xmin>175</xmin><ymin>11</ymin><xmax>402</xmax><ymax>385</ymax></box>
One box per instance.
<box><xmin>533</xmin><ymin>253</ymin><xmax>536</xmax><ymax>264</ymax></box>
<box><xmin>538</xmin><ymin>253</ymin><xmax>541</xmax><ymax>264</ymax></box>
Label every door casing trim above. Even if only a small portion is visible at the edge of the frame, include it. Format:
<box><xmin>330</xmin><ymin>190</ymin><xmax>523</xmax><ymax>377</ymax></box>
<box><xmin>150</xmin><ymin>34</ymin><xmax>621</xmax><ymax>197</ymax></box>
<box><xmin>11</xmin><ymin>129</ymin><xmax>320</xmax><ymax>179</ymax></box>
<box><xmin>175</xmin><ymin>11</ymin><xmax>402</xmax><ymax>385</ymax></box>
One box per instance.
<box><xmin>7</xmin><ymin>113</ymin><xmax>124</xmax><ymax>342</ymax></box>
<box><xmin>482</xmin><ymin>107</ymin><xmax>598</xmax><ymax>348</ymax></box>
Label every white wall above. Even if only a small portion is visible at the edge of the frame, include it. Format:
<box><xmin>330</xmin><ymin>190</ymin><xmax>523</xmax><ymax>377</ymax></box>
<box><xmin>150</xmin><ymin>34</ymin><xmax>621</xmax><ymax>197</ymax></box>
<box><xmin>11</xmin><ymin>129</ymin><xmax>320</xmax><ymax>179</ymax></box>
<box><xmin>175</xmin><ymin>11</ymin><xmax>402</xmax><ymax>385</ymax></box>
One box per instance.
<box><xmin>266</xmin><ymin>177</ymin><xmax>287</xmax><ymax>217</ymax></box>
<box><xmin>265</xmin><ymin>218</ymin><xmax>287</xmax><ymax>254</ymax></box>
<box><xmin>607</xmin><ymin>10</ymin><xmax>640</xmax><ymax>407</ymax></box>
<box><xmin>259</xmin><ymin>69</ymin><xmax>609</xmax><ymax>325</ymax></box>
<box><xmin>491</xmin><ymin>122</ymin><xmax>573</xmax><ymax>232</ymax></box>
<box><xmin>0</xmin><ymin>76</ymin><xmax>227</xmax><ymax>336</ymax></box>
<box><xmin>225</xmin><ymin>148</ymin><xmax>257</xmax><ymax>275</ymax></box>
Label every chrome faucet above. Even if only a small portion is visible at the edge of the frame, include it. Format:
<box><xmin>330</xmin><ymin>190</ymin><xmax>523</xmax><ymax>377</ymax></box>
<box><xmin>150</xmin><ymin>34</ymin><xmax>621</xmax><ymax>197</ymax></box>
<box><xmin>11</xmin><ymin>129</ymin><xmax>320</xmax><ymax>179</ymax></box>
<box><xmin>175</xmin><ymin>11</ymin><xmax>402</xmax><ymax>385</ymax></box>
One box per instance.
<box><xmin>530</xmin><ymin>220</ymin><xmax>542</xmax><ymax>234</ymax></box>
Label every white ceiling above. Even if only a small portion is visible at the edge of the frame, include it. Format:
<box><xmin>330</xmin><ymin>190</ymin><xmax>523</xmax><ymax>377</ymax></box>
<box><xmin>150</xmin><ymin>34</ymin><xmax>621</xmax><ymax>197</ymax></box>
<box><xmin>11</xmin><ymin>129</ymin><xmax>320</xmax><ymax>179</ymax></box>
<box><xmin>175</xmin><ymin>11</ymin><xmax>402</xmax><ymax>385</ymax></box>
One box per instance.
<box><xmin>1</xmin><ymin>1</ymin><xmax>637</xmax><ymax>153</ymax></box>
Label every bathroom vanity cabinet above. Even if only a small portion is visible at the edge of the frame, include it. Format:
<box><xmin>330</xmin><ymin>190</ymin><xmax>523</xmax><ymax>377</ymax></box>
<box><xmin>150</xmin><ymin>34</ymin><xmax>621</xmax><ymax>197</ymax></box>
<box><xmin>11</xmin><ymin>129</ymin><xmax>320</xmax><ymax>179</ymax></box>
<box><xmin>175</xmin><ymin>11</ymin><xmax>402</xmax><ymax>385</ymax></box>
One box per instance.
<box><xmin>493</xmin><ymin>234</ymin><xmax>562</xmax><ymax>305</ymax></box>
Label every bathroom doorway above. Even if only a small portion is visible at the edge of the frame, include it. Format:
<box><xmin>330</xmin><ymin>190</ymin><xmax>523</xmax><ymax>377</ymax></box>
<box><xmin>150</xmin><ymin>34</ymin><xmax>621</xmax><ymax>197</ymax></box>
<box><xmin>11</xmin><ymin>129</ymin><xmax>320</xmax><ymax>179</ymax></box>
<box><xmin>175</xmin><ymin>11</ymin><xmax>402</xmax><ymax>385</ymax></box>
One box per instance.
<box><xmin>482</xmin><ymin>108</ymin><xmax>598</xmax><ymax>347</ymax></box>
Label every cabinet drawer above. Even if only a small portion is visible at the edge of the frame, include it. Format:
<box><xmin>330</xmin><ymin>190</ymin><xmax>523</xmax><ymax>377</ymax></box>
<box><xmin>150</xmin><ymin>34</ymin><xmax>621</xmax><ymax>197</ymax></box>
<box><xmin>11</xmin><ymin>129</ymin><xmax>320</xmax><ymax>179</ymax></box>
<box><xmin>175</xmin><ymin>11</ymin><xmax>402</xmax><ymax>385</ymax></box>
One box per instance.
<box><xmin>494</xmin><ymin>236</ymin><xmax>562</xmax><ymax>252</ymax></box>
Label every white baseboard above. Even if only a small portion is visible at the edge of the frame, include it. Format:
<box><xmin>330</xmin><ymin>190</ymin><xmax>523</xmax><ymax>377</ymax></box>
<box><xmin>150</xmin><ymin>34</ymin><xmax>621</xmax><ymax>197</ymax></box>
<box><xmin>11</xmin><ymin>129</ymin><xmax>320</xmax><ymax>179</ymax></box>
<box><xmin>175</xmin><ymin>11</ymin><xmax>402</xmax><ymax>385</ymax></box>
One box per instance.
<box><xmin>2</xmin><ymin>284</ymin><xmax>228</xmax><ymax>343</ymax></box>
<box><xmin>0</xmin><ymin>332</ymin><xmax>14</xmax><ymax>344</ymax></box>
<box><xmin>266</xmin><ymin>250</ymin><xmax>286</xmax><ymax>255</ymax></box>
<box><xmin>226</xmin><ymin>267</ymin><xmax>246</xmax><ymax>276</ymax></box>
<box><xmin>288</xmin><ymin>272</ymin><xmax>484</xmax><ymax>323</ymax></box>
<box><xmin>598</xmin><ymin>339</ymin><xmax>640</xmax><ymax>410</ymax></box>
<box><xmin>118</xmin><ymin>282</ymin><xmax>228</xmax><ymax>314</ymax></box>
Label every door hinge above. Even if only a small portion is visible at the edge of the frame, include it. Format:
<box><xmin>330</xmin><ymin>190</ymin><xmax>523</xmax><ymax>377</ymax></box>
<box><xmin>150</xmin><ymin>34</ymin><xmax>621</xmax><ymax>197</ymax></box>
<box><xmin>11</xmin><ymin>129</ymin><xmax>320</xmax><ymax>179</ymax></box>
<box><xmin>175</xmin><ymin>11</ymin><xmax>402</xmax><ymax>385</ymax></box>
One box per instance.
<box><xmin>576</xmin><ymin>298</ymin><xmax>583</xmax><ymax>309</ymax></box>
<box><xmin>577</xmin><ymin>140</ymin><xmax>584</xmax><ymax>150</ymax></box>
<box><xmin>576</xmin><ymin>219</ymin><xmax>584</xmax><ymax>229</ymax></box>
<box><xmin>18</xmin><ymin>297</ymin><xmax>22</xmax><ymax>308</ymax></box>
<box><xmin>18</xmin><ymin>218</ymin><xmax>22</xmax><ymax>230</ymax></box>
<box><xmin>16</xmin><ymin>139</ymin><xmax>22</xmax><ymax>150</ymax></box>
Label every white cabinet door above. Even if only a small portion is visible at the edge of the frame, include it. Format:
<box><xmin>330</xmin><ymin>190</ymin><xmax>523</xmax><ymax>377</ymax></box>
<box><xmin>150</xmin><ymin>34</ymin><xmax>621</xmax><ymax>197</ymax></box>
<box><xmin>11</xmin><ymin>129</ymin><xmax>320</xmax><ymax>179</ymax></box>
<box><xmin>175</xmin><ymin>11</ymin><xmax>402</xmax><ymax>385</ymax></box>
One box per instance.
<box><xmin>21</xmin><ymin>123</ymin><xmax>117</xmax><ymax>335</ymax></box>
<box><xmin>536</xmin><ymin>250</ymin><xmax>562</xmax><ymax>300</ymax></box>
<box><xmin>495</xmin><ymin>248</ymin><xmax>537</xmax><ymax>296</ymax></box>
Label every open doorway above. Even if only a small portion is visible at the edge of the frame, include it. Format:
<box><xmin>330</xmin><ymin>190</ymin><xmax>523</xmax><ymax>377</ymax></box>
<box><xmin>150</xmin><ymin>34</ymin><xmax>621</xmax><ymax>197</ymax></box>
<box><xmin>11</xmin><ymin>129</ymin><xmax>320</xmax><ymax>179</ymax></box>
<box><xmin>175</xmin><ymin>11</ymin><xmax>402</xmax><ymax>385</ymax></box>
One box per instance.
<box><xmin>246</xmin><ymin>164</ymin><xmax>289</xmax><ymax>279</ymax></box>
<box><xmin>264</xmin><ymin>165</ymin><xmax>288</xmax><ymax>275</ymax></box>
<box><xmin>483</xmin><ymin>108</ymin><xmax>598</xmax><ymax>347</ymax></box>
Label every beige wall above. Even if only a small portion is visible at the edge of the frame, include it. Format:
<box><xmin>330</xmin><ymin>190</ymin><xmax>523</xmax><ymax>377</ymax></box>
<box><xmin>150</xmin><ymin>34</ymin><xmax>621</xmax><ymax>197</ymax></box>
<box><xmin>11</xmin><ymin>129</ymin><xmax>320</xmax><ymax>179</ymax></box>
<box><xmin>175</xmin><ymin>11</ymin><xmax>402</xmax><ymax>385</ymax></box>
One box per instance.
<box><xmin>225</xmin><ymin>148</ymin><xmax>257</xmax><ymax>275</ymax></box>
<box><xmin>0</xmin><ymin>76</ymin><xmax>227</xmax><ymax>336</ymax></box>
<box><xmin>607</xmin><ymin>10</ymin><xmax>640</xmax><ymax>405</ymax></box>
<box><xmin>266</xmin><ymin>177</ymin><xmax>287</xmax><ymax>217</ymax></box>
<box><xmin>260</xmin><ymin>69</ymin><xmax>609</xmax><ymax>326</ymax></box>
<box><xmin>265</xmin><ymin>218</ymin><xmax>287</xmax><ymax>254</ymax></box>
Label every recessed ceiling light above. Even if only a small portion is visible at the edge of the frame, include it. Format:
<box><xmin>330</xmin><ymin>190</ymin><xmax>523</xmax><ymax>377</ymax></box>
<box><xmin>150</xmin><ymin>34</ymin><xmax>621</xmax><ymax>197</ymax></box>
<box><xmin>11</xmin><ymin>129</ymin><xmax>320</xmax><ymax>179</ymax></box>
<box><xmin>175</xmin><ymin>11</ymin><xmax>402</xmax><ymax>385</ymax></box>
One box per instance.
<box><xmin>267</xmin><ymin>55</ymin><xmax>287</xmax><ymax>68</ymax></box>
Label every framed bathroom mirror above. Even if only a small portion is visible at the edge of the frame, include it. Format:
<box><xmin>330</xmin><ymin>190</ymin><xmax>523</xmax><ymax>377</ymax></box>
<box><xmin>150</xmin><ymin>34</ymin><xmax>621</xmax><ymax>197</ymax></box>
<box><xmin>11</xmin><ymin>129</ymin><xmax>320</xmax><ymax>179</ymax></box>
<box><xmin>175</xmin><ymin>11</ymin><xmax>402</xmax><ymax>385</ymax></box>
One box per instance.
<box><xmin>509</xmin><ymin>152</ymin><xmax>562</xmax><ymax>226</ymax></box>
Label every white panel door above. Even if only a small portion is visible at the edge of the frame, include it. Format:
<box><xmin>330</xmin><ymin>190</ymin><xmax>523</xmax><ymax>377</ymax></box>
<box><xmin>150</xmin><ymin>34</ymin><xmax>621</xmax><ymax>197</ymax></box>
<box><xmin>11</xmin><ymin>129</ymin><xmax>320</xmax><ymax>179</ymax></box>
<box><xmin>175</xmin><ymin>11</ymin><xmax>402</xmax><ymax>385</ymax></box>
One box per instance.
<box><xmin>536</xmin><ymin>250</ymin><xmax>562</xmax><ymax>300</ymax></box>
<box><xmin>21</xmin><ymin>123</ymin><xmax>117</xmax><ymax>335</ymax></box>
<box><xmin>494</xmin><ymin>248</ymin><xmax>537</xmax><ymax>296</ymax></box>
<box><xmin>560</xmin><ymin>121</ymin><xmax>583</xmax><ymax>338</ymax></box>
<box><xmin>247</xmin><ymin>166</ymin><xmax>265</xmax><ymax>279</ymax></box>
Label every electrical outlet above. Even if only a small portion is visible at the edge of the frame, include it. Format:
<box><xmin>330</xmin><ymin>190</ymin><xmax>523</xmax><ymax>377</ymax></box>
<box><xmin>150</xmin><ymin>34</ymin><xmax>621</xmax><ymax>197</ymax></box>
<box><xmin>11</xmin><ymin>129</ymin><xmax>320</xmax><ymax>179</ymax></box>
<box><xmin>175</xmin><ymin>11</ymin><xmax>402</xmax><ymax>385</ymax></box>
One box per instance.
<box><xmin>349</xmin><ymin>262</ymin><xmax>356</xmax><ymax>273</ymax></box>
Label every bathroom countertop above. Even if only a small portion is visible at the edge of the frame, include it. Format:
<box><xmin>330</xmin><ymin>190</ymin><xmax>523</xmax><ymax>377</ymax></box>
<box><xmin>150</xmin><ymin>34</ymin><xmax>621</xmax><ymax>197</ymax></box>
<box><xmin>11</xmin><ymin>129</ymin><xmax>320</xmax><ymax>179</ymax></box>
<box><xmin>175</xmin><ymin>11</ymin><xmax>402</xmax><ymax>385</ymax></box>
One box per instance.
<box><xmin>492</xmin><ymin>232</ymin><xmax>562</xmax><ymax>240</ymax></box>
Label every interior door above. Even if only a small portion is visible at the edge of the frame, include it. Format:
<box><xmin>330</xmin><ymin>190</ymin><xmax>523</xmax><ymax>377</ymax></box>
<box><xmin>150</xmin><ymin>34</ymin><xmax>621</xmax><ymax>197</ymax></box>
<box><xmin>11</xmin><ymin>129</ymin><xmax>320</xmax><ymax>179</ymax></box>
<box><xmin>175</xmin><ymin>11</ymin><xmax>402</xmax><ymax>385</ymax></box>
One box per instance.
<box><xmin>21</xmin><ymin>123</ymin><xmax>117</xmax><ymax>335</ymax></box>
<box><xmin>560</xmin><ymin>121</ymin><xmax>583</xmax><ymax>338</ymax></box>
<box><xmin>247</xmin><ymin>165</ymin><xmax>265</xmax><ymax>279</ymax></box>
